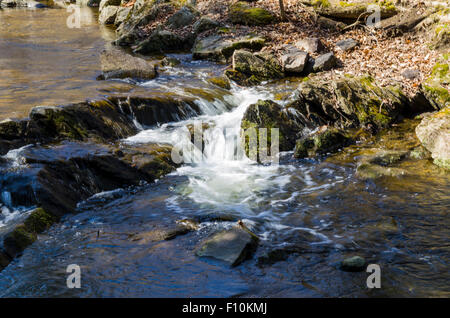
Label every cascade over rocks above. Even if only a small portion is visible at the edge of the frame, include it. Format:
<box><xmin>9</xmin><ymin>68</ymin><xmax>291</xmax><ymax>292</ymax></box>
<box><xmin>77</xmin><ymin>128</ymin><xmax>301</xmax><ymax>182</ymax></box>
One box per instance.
<box><xmin>0</xmin><ymin>94</ymin><xmax>202</xmax><ymax>156</ymax></box>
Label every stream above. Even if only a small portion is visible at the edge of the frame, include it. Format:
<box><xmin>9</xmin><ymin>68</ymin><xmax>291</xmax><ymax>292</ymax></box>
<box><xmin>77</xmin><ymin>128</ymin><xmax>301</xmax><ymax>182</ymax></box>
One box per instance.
<box><xmin>0</xmin><ymin>6</ymin><xmax>449</xmax><ymax>297</ymax></box>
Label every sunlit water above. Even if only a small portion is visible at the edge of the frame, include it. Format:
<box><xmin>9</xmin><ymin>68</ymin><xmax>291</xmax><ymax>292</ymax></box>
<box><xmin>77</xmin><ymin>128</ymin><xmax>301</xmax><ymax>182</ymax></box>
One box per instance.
<box><xmin>0</xmin><ymin>7</ymin><xmax>449</xmax><ymax>298</ymax></box>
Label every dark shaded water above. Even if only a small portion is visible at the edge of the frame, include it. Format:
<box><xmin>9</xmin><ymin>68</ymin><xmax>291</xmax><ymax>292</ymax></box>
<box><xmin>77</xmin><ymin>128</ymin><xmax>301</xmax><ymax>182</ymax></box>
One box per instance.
<box><xmin>0</xmin><ymin>6</ymin><xmax>449</xmax><ymax>298</ymax></box>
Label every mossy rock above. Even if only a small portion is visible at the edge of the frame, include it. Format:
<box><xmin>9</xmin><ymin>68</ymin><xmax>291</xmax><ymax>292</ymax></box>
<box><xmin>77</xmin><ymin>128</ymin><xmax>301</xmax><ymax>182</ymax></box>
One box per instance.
<box><xmin>229</xmin><ymin>2</ymin><xmax>277</xmax><ymax>26</ymax></box>
<box><xmin>207</xmin><ymin>76</ymin><xmax>231</xmax><ymax>90</ymax></box>
<box><xmin>3</xmin><ymin>225</ymin><xmax>37</xmax><ymax>258</ymax></box>
<box><xmin>356</xmin><ymin>162</ymin><xmax>407</xmax><ymax>179</ymax></box>
<box><xmin>294</xmin><ymin>127</ymin><xmax>353</xmax><ymax>158</ymax></box>
<box><xmin>241</xmin><ymin>100</ymin><xmax>302</xmax><ymax>162</ymax></box>
<box><xmin>232</xmin><ymin>50</ymin><xmax>284</xmax><ymax>83</ymax></box>
<box><xmin>291</xmin><ymin>75</ymin><xmax>408</xmax><ymax>131</ymax></box>
<box><xmin>300</xmin><ymin>0</ymin><xmax>397</xmax><ymax>21</ymax></box>
<box><xmin>24</xmin><ymin>208</ymin><xmax>57</xmax><ymax>234</ymax></box>
<box><xmin>421</xmin><ymin>60</ymin><xmax>450</xmax><ymax>110</ymax></box>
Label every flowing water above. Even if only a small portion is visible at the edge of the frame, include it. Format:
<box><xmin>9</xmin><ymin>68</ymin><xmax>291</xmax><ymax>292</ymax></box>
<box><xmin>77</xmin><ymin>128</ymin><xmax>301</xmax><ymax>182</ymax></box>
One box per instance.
<box><xmin>0</xmin><ymin>6</ymin><xmax>449</xmax><ymax>297</ymax></box>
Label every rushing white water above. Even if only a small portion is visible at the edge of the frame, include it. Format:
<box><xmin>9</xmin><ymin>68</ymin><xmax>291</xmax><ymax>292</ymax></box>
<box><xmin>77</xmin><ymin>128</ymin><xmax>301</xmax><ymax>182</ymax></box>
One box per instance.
<box><xmin>125</xmin><ymin>85</ymin><xmax>294</xmax><ymax>214</ymax></box>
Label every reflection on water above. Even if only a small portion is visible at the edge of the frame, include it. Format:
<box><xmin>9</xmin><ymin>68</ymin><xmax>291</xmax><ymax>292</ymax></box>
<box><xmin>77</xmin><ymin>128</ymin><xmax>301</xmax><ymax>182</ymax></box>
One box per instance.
<box><xmin>0</xmin><ymin>7</ymin><xmax>115</xmax><ymax>119</ymax></box>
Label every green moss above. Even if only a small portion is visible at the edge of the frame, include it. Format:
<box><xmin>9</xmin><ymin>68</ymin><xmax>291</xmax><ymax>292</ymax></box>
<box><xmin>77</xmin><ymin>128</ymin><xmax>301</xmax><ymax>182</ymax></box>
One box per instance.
<box><xmin>338</xmin><ymin>1</ymin><xmax>356</xmax><ymax>7</ymax></box>
<box><xmin>430</xmin><ymin>62</ymin><xmax>449</xmax><ymax>79</ymax></box>
<box><xmin>312</xmin><ymin>0</ymin><xmax>330</xmax><ymax>8</ymax></box>
<box><xmin>6</xmin><ymin>225</ymin><xmax>37</xmax><ymax>252</ymax></box>
<box><xmin>207</xmin><ymin>76</ymin><xmax>231</xmax><ymax>90</ymax></box>
<box><xmin>24</xmin><ymin>208</ymin><xmax>56</xmax><ymax>234</ymax></box>
<box><xmin>229</xmin><ymin>2</ymin><xmax>276</xmax><ymax>26</ymax></box>
<box><xmin>377</xmin><ymin>0</ymin><xmax>396</xmax><ymax>11</ymax></box>
<box><xmin>434</xmin><ymin>158</ymin><xmax>450</xmax><ymax>170</ymax></box>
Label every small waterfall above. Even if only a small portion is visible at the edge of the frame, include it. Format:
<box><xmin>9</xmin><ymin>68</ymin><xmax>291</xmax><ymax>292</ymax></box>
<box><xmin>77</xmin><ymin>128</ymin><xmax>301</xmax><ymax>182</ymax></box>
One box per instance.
<box><xmin>126</xmin><ymin>85</ymin><xmax>292</xmax><ymax>213</ymax></box>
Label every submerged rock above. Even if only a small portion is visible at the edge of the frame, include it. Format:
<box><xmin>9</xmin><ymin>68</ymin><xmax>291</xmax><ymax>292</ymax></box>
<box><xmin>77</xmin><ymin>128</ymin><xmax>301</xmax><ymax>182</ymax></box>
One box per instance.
<box><xmin>99</xmin><ymin>49</ymin><xmax>157</xmax><ymax>80</ymax></box>
<box><xmin>192</xmin><ymin>35</ymin><xmax>266</xmax><ymax>63</ymax></box>
<box><xmin>207</xmin><ymin>76</ymin><xmax>231</xmax><ymax>90</ymax></box>
<box><xmin>340</xmin><ymin>256</ymin><xmax>366</xmax><ymax>272</ymax></box>
<box><xmin>196</xmin><ymin>223</ymin><xmax>259</xmax><ymax>267</ymax></box>
<box><xmin>229</xmin><ymin>1</ymin><xmax>277</xmax><ymax>26</ymax></box>
<box><xmin>416</xmin><ymin>106</ymin><xmax>450</xmax><ymax>170</ymax></box>
<box><xmin>294</xmin><ymin>126</ymin><xmax>353</xmax><ymax>158</ymax></box>
<box><xmin>356</xmin><ymin>162</ymin><xmax>407</xmax><ymax>179</ymax></box>
<box><xmin>131</xmin><ymin>219</ymin><xmax>199</xmax><ymax>244</ymax></box>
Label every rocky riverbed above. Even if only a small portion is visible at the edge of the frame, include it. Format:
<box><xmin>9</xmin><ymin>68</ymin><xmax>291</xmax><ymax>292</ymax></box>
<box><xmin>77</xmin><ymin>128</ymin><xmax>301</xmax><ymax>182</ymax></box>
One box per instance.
<box><xmin>0</xmin><ymin>0</ymin><xmax>449</xmax><ymax>297</ymax></box>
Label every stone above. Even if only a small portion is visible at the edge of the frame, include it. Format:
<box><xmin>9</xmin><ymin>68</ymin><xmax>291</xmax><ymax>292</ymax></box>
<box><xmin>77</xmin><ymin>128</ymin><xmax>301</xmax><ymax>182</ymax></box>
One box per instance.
<box><xmin>312</xmin><ymin>52</ymin><xmax>337</xmax><ymax>72</ymax></box>
<box><xmin>317</xmin><ymin>16</ymin><xmax>346</xmax><ymax>31</ymax></box>
<box><xmin>420</xmin><ymin>60</ymin><xmax>450</xmax><ymax>111</ymax></box>
<box><xmin>161</xmin><ymin>56</ymin><xmax>181</xmax><ymax>67</ymax></box>
<box><xmin>290</xmin><ymin>75</ymin><xmax>408</xmax><ymax>130</ymax></box>
<box><xmin>229</xmin><ymin>1</ymin><xmax>276</xmax><ymax>26</ymax></box>
<box><xmin>300</xmin><ymin>0</ymin><xmax>397</xmax><ymax>21</ymax></box>
<box><xmin>192</xmin><ymin>35</ymin><xmax>266</xmax><ymax>63</ymax></box>
<box><xmin>192</xmin><ymin>17</ymin><xmax>220</xmax><ymax>34</ymax></box>
<box><xmin>295</xmin><ymin>38</ymin><xmax>325</xmax><ymax>54</ymax></box>
<box><xmin>133</xmin><ymin>30</ymin><xmax>186</xmax><ymax>54</ymax></box>
<box><xmin>99</xmin><ymin>5</ymin><xmax>119</xmax><ymax>25</ymax></box>
<box><xmin>99</xmin><ymin>0</ymin><xmax>121</xmax><ymax>12</ymax></box>
<box><xmin>336</xmin><ymin>38</ymin><xmax>358</xmax><ymax>51</ymax></box>
<box><xmin>231</xmin><ymin>49</ymin><xmax>284</xmax><ymax>84</ymax></box>
<box><xmin>416</xmin><ymin>107</ymin><xmax>450</xmax><ymax>170</ymax></box>
<box><xmin>196</xmin><ymin>224</ymin><xmax>259</xmax><ymax>266</ymax></box>
<box><xmin>280</xmin><ymin>50</ymin><xmax>309</xmax><ymax>74</ymax></box>
<box><xmin>99</xmin><ymin>48</ymin><xmax>157</xmax><ymax>80</ymax></box>
<box><xmin>340</xmin><ymin>256</ymin><xmax>366</xmax><ymax>272</ymax></box>
<box><xmin>401</xmin><ymin>69</ymin><xmax>421</xmax><ymax>80</ymax></box>
<box><xmin>294</xmin><ymin>126</ymin><xmax>353</xmax><ymax>158</ymax></box>
<box><xmin>166</xmin><ymin>6</ymin><xmax>198</xmax><ymax>29</ymax></box>
<box><xmin>241</xmin><ymin>100</ymin><xmax>303</xmax><ymax>161</ymax></box>
<box><xmin>114</xmin><ymin>6</ymin><xmax>132</xmax><ymax>27</ymax></box>
<box><xmin>207</xmin><ymin>76</ymin><xmax>231</xmax><ymax>90</ymax></box>
<box><xmin>356</xmin><ymin>162</ymin><xmax>407</xmax><ymax>179</ymax></box>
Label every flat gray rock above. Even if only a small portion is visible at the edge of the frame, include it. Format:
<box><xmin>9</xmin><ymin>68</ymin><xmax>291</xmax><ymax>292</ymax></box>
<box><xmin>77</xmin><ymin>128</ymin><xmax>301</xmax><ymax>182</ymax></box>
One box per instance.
<box><xmin>336</xmin><ymin>38</ymin><xmax>358</xmax><ymax>51</ymax></box>
<box><xmin>196</xmin><ymin>225</ymin><xmax>259</xmax><ymax>266</ymax></box>
<box><xmin>99</xmin><ymin>49</ymin><xmax>157</xmax><ymax>80</ymax></box>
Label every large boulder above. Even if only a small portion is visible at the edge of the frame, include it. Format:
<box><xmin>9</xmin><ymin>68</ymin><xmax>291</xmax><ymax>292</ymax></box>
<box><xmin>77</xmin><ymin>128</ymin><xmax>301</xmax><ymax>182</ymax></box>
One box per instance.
<box><xmin>133</xmin><ymin>29</ymin><xmax>188</xmax><ymax>54</ymax></box>
<box><xmin>294</xmin><ymin>126</ymin><xmax>353</xmax><ymax>158</ymax></box>
<box><xmin>300</xmin><ymin>0</ymin><xmax>398</xmax><ymax>21</ymax></box>
<box><xmin>192</xmin><ymin>17</ymin><xmax>220</xmax><ymax>34</ymax></box>
<box><xmin>227</xmin><ymin>49</ymin><xmax>284</xmax><ymax>85</ymax></box>
<box><xmin>0</xmin><ymin>94</ymin><xmax>202</xmax><ymax>156</ymax></box>
<box><xmin>99</xmin><ymin>5</ymin><xmax>119</xmax><ymax>25</ymax></box>
<box><xmin>99</xmin><ymin>48</ymin><xmax>157</xmax><ymax>80</ymax></box>
<box><xmin>166</xmin><ymin>5</ymin><xmax>198</xmax><ymax>29</ymax></box>
<box><xmin>416</xmin><ymin>106</ymin><xmax>450</xmax><ymax>170</ymax></box>
<box><xmin>289</xmin><ymin>75</ymin><xmax>409</xmax><ymax>131</ymax></box>
<box><xmin>196</xmin><ymin>223</ymin><xmax>259</xmax><ymax>267</ymax></box>
<box><xmin>420</xmin><ymin>60</ymin><xmax>450</xmax><ymax>110</ymax></box>
<box><xmin>241</xmin><ymin>100</ymin><xmax>303</xmax><ymax>161</ymax></box>
<box><xmin>192</xmin><ymin>35</ymin><xmax>266</xmax><ymax>63</ymax></box>
<box><xmin>229</xmin><ymin>1</ymin><xmax>277</xmax><ymax>26</ymax></box>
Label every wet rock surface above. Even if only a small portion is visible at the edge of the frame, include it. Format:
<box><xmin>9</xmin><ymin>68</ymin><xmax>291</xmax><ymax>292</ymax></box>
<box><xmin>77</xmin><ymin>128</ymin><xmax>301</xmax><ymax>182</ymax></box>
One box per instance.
<box><xmin>196</xmin><ymin>223</ymin><xmax>259</xmax><ymax>267</ymax></box>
